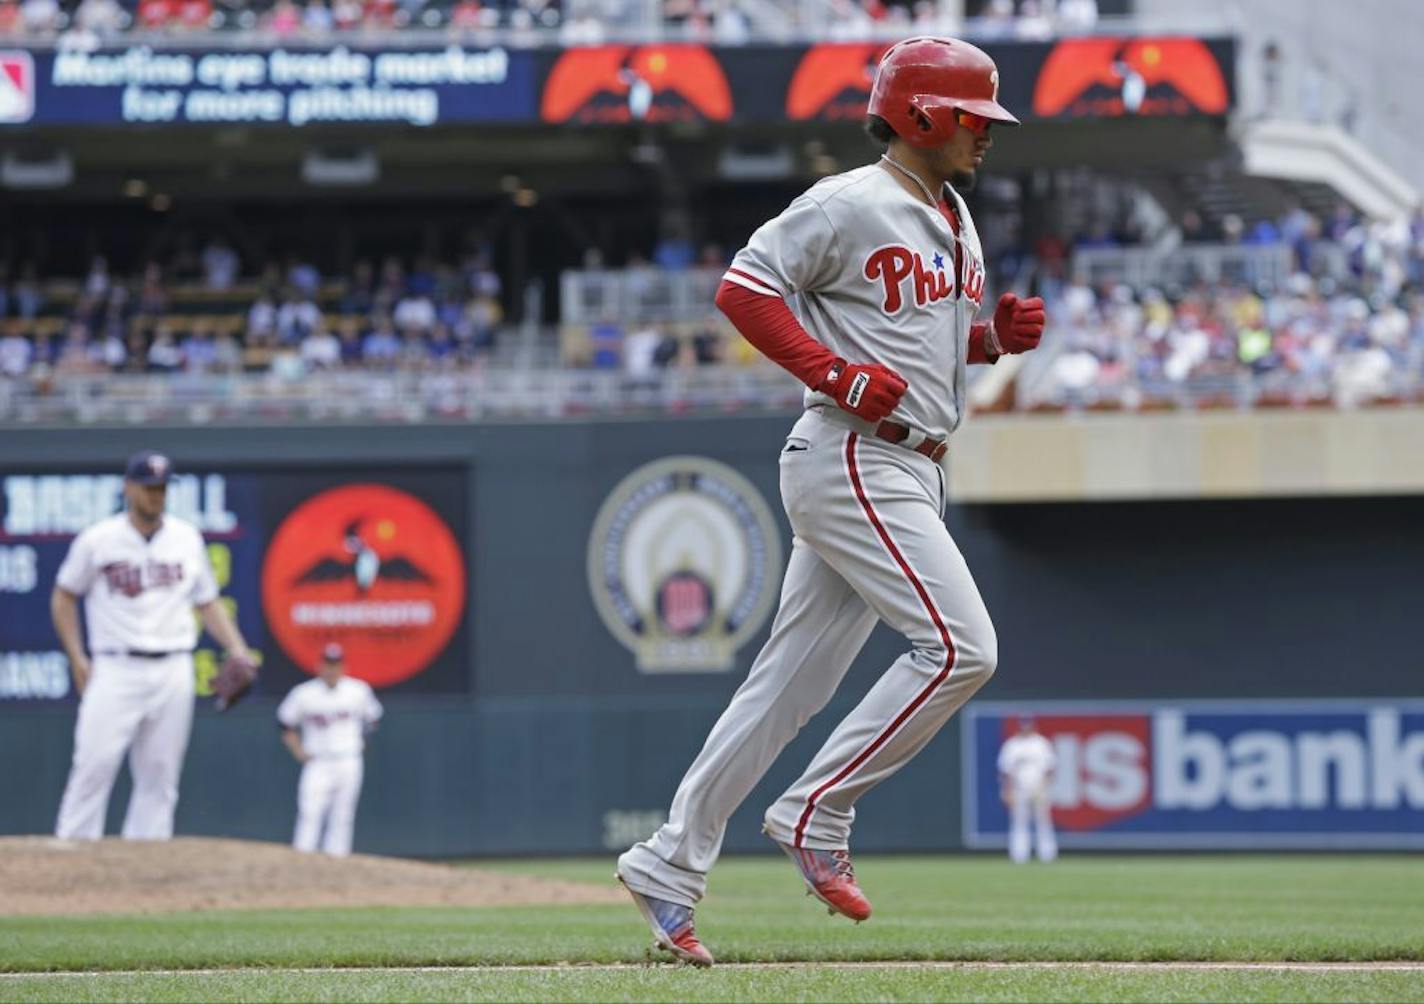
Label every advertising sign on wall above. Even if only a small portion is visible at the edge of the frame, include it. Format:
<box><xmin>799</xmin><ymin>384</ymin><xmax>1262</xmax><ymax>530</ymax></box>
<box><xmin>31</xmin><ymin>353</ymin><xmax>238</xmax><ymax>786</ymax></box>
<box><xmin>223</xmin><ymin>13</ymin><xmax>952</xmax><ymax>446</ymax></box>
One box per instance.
<box><xmin>0</xmin><ymin>466</ymin><xmax>469</xmax><ymax>700</ymax></box>
<box><xmin>0</xmin><ymin>36</ymin><xmax>1233</xmax><ymax>129</ymax></box>
<box><xmin>540</xmin><ymin>44</ymin><xmax>733</xmax><ymax>124</ymax></box>
<box><xmin>963</xmin><ymin>701</ymin><xmax>1424</xmax><ymax>850</ymax></box>
<box><xmin>0</xmin><ymin>44</ymin><xmax>531</xmax><ymax>127</ymax></box>
<box><xmin>1031</xmin><ymin>37</ymin><xmax>1230</xmax><ymax>118</ymax></box>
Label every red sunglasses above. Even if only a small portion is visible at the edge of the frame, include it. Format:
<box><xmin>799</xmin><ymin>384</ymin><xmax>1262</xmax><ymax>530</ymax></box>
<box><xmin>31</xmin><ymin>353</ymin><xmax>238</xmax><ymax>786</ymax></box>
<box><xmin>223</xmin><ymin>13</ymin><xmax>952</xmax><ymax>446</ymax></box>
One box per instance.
<box><xmin>956</xmin><ymin>110</ymin><xmax>993</xmax><ymax>136</ymax></box>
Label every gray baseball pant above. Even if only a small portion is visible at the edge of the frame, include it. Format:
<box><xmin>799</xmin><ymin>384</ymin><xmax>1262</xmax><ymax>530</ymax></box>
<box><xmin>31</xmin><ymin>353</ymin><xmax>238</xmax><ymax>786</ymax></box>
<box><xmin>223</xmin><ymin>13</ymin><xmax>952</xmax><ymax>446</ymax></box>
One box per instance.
<box><xmin>618</xmin><ymin>408</ymin><xmax>997</xmax><ymax>906</ymax></box>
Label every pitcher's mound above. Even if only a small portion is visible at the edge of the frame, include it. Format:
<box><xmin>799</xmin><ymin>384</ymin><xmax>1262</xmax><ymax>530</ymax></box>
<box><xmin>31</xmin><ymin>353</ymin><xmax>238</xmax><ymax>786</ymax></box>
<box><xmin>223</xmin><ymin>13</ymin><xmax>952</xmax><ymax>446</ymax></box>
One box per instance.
<box><xmin>0</xmin><ymin>836</ymin><xmax>623</xmax><ymax>916</ymax></box>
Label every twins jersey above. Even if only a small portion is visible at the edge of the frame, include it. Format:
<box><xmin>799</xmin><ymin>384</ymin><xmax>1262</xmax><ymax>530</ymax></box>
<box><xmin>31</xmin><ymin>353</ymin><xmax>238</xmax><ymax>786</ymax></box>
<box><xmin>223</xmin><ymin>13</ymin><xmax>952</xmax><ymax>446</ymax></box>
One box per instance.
<box><xmin>997</xmin><ymin>733</ymin><xmax>1058</xmax><ymax>792</ymax></box>
<box><xmin>724</xmin><ymin>164</ymin><xmax>987</xmax><ymax>439</ymax></box>
<box><xmin>55</xmin><ymin>514</ymin><xmax>218</xmax><ymax>654</ymax></box>
<box><xmin>277</xmin><ymin>677</ymin><xmax>383</xmax><ymax>759</ymax></box>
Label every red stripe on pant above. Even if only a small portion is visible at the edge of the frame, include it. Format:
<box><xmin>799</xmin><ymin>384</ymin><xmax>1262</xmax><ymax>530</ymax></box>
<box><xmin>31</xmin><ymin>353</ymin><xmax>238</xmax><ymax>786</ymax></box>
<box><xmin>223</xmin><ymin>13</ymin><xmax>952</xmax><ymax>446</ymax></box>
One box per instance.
<box><xmin>792</xmin><ymin>433</ymin><xmax>958</xmax><ymax>848</ymax></box>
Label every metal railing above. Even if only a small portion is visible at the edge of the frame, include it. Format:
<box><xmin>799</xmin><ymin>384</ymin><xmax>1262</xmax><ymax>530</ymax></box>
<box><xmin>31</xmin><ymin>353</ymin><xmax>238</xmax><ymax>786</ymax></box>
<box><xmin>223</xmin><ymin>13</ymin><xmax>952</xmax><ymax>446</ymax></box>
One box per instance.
<box><xmin>0</xmin><ymin>364</ymin><xmax>806</xmax><ymax>425</ymax></box>
<box><xmin>560</xmin><ymin>267</ymin><xmax>726</xmax><ymax>326</ymax></box>
<box><xmin>3</xmin><ymin>353</ymin><xmax>1417</xmax><ymax>426</ymax></box>
<box><xmin>1070</xmin><ymin>243</ymin><xmax>1299</xmax><ymax>291</ymax></box>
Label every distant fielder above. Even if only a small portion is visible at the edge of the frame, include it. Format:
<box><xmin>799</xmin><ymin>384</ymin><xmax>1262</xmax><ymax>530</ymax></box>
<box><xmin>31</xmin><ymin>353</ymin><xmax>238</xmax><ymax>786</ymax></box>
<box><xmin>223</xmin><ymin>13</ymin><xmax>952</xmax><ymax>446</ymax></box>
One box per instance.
<box><xmin>52</xmin><ymin>451</ymin><xmax>253</xmax><ymax>840</ymax></box>
<box><xmin>998</xmin><ymin>717</ymin><xmax>1058</xmax><ymax>864</ymax></box>
<box><xmin>277</xmin><ymin>642</ymin><xmax>383</xmax><ymax>857</ymax></box>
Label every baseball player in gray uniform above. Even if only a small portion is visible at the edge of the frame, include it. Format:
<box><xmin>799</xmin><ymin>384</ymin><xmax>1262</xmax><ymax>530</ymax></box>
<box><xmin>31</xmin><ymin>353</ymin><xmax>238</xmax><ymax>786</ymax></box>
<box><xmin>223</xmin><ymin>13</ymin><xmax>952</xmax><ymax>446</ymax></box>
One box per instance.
<box><xmin>616</xmin><ymin>37</ymin><xmax>1047</xmax><ymax>966</ymax></box>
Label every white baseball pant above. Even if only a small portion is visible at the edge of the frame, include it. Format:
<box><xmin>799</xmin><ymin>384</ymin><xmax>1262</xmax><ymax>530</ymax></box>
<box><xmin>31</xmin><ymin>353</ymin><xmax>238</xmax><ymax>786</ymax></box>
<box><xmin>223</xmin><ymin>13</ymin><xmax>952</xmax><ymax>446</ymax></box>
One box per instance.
<box><xmin>619</xmin><ymin>409</ymin><xmax>997</xmax><ymax>906</ymax></box>
<box><xmin>294</xmin><ymin>756</ymin><xmax>364</xmax><ymax>857</ymax></box>
<box><xmin>1008</xmin><ymin>784</ymin><xmax>1058</xmax><ymax>863</ymax></box>
<box><xmin>54</xmin><ymin>652</ymin><xmax>194</xmax><ymax>840</ymax></box>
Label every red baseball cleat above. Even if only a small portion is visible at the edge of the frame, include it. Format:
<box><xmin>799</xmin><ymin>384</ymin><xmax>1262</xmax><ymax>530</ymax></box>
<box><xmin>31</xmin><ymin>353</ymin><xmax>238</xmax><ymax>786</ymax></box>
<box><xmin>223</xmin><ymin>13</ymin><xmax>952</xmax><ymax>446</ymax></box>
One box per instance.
<box><xmin>775</xmin><ymin>841</ymin><xmax>873</xmax><ymax>922</ymax></box>
<box><xmin>616</xmin><ymin>873</ymin><xmax>714</xmax><ymax>967</ymax></box>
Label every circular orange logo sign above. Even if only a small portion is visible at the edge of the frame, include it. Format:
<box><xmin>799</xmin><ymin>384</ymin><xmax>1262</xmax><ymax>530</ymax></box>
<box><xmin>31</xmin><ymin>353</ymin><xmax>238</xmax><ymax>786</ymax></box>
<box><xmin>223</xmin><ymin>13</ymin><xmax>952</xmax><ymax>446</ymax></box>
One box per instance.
<box><xmin>261</xmin><ymin>484</ymin><xmax>466</xmax><ymax>688</ymax></box>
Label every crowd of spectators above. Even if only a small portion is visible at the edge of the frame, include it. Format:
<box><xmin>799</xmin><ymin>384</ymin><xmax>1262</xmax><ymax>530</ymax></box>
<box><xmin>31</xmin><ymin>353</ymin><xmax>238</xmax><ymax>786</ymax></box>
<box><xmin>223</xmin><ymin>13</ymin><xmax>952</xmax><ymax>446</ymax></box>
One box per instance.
<box><xmin>0</xmin><ymin>0</ymin><xmax>579</xmax><ymax>41</ymax></box>
<box><xmin>815</xmin><ymin>0</ymin><xmax>1097</xmax><ymax>42</ymax></box>
<box><xmin>3</xmin><ymin>202</ymin><xmax>1422</xmax><ymax>413</ymax></box>
<box><xmin>1031</xmin><ymin>205</ymin><xmax>1424</xmax><ymax>409</ymax></box>
<box><xmin>0</xmin><ymin>242</ymin><xmax>510</xmax><ymax>383</ymax></box>
<box><xmin>0</xmin><ymin>0</ymin><xmax>1097</xmax><ymax>43</ymax></box>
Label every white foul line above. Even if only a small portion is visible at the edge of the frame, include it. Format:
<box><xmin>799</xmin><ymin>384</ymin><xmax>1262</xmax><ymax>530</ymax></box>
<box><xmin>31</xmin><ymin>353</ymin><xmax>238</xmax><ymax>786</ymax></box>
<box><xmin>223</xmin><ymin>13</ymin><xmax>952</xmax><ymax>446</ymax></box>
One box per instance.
<box><xmin>3</xmin><ymin>961</ymin><xmax>1423</xmax><ymax>978</ymax></box>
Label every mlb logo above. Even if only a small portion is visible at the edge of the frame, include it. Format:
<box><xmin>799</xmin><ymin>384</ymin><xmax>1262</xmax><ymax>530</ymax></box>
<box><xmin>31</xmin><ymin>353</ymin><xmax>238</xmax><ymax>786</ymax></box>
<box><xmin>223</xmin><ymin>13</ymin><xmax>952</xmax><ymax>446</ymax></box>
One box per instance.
<box><xmin>0</xmin><ymin>51</ymin><xmax>35</xmax><ymax>124</ymax></box>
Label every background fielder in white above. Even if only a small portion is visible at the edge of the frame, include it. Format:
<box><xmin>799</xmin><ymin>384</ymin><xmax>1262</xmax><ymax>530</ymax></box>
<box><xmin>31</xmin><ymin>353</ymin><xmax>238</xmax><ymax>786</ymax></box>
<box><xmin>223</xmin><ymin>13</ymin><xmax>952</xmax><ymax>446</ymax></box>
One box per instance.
<box><xmin>997</xmin><ymin>717</ymin><xmax>1058</xmax><ymax>863</ymax></box>
<box><xmin>278</xmin><ymin>642</ymin><xmax>383</xmax><ymax>857</ymax></box>
<box><xmin>52</xmin><ymin>450</ymin><xmax>252</xmax><ymax>841</ymax></box>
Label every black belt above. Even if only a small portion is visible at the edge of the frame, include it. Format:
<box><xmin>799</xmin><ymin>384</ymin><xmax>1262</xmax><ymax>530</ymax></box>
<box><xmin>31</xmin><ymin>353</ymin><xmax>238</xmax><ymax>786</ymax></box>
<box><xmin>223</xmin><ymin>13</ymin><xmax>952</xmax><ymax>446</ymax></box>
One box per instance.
<box><xmin>96</xmin><ymin>649</ymin><xmax>190</xmax><ymax>659</ymax></box>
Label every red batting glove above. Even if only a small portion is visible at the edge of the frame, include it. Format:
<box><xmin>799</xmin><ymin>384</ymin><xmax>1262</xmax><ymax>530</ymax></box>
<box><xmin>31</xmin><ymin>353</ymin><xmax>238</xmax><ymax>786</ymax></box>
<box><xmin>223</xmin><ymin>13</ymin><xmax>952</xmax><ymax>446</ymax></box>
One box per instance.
<box><xmin>818</xmin><ymin>358</ymin><xmax>908</xmax><ymax>423</ymax></box>
<box><xmin>988</xmin><ymin>293</ymin><xmax>1046</xmax><ymax>355</ymax></box>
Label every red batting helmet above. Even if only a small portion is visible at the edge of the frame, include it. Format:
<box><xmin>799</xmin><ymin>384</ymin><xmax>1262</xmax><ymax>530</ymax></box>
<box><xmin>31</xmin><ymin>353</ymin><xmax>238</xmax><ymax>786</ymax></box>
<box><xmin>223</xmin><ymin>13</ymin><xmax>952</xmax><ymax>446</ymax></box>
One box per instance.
<box><xmin>868</xmin><ymin>36</ymin><xmax>1019</xmax><ymax>147</ymax></box>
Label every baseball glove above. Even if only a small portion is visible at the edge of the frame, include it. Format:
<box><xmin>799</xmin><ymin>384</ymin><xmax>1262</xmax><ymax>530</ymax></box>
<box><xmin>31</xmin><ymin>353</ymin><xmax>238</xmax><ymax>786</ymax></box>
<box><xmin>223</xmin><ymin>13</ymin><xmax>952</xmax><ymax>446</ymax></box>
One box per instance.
<box><xmin>213</xmin><ymin>651</ymin><xmax>259</xmax><ymax>711</ymax></box>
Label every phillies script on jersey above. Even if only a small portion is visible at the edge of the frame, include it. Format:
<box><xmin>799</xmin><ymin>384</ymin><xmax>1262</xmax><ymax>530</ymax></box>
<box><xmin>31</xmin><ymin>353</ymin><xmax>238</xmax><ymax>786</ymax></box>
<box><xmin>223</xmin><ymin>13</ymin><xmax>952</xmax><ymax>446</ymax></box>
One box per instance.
<box><xmin>863</xmin><ymin>243</ymin><xmax>985</xmax><ymax>313</ymax></box>
<box><xmin>964</xmin><ymin>701</ymin><xmax>1424</xmax><ymax>849</ymax></box>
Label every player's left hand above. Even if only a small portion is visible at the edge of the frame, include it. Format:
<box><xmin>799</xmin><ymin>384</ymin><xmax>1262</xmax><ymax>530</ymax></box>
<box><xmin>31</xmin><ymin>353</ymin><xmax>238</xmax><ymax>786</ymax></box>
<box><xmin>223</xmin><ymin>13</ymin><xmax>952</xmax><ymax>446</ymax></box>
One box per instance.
<box><xmin>213</xmin><ymin>650</ymin><xmax>259</xmax><ymax>712</ymax></box>
<box><xmin>992</xmin><ymin>293</ymin><xmax>1046</xmax><ymax>354</ymax></box>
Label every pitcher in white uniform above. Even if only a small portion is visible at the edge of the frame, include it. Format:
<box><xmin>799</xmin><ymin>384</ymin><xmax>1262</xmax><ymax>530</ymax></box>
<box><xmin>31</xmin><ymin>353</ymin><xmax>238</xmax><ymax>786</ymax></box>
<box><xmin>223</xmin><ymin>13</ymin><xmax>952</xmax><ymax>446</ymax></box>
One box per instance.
<box><xmin>277</xmin><ymin>642</ymin><xmax>383</xmax><ymax>857</ymax></box>
<box><xmin>52</xmin><ymin>450</ymin><xmax>253</xmax><ymax>841</ymax></box>
<box><xmin>616</xmin><ymin>37</ymin><xmax>1048</xmax><ymax>966</ymax></box>
<box><xmin>997</xmin><ymin>717</ymin><xmax>1059</xmax><ymax>863</ymax></box>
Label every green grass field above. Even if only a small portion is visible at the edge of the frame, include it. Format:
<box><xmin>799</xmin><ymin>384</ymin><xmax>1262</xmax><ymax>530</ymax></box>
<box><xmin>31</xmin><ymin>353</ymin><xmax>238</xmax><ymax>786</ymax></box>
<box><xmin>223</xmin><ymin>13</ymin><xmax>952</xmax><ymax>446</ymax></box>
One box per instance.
<box><xmin>2</xmin><ymin>855</ymin><xmax>1422</xmax><ymax>1003</ymax></box>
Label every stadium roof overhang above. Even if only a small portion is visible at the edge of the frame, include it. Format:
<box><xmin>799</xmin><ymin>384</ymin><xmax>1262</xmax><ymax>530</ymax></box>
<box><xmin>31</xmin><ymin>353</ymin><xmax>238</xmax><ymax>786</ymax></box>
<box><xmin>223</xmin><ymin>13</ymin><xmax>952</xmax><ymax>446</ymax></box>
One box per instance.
<box><xmin>1</xmin><ymin>115</ymin><xmax>1234</xmax><ymax>202</ymax></box>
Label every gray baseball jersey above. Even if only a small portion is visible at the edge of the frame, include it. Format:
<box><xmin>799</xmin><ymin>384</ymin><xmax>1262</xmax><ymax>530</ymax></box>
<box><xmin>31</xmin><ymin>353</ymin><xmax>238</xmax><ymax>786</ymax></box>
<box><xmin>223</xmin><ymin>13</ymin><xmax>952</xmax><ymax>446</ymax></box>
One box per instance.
<box><xmin>722</xmin><ymin>163</ymin><xmax>988</xmax><ymax>439</ymax></box>
<box><xmin>619</xmin><ymin>162</ymin><xmax>999</xmax><ymax>909</ymax></box>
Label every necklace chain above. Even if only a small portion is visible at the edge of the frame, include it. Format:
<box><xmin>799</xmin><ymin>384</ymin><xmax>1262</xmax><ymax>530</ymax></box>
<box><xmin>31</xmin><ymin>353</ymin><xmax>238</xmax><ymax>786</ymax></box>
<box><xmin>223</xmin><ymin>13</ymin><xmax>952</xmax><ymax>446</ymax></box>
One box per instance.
<box><xmin>880</xmin><ymin>154</ymin><xmax>938</xmax><ymax>205</ymax></box>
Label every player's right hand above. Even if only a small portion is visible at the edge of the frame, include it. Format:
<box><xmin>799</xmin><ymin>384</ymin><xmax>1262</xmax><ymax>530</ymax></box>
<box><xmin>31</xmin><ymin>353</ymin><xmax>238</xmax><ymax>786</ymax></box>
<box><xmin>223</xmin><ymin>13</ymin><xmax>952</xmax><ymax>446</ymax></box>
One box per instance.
<box><xmin>819</xmin><ymin>358</ymin><xmax>909</xmax><ymax>424</ymax></box>
<box><xmin>71</xmin><ymin>655</ymin><xmax>92</xmax><ymax>696</ymax></box>
<box><xmin>992</xmin><ymin>293</ymin><xmax>1046</xmax><ymax>354</ymax></box>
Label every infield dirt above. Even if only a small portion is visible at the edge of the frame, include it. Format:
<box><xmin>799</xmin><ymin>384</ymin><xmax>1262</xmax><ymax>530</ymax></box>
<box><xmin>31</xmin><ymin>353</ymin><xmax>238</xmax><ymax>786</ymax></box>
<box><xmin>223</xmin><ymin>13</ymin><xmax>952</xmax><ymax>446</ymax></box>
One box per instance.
<box><xmin>0</xmin><ymin>836</ymin><xmax>623</xmax><ymax>916</ymax></box>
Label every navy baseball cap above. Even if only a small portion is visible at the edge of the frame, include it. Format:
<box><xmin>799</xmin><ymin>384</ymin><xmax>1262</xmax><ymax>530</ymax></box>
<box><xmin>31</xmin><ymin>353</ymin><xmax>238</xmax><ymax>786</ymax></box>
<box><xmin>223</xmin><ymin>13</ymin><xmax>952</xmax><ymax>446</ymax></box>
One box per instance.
<box><xmin>321</xmin><ymin>642</ymin><xmax>345</xmax><ymax>663</ymax></box>
<box><xmin>124</xmin><ymin>451</ymin><xmax>173</xmax><ymax>485</ymax></box>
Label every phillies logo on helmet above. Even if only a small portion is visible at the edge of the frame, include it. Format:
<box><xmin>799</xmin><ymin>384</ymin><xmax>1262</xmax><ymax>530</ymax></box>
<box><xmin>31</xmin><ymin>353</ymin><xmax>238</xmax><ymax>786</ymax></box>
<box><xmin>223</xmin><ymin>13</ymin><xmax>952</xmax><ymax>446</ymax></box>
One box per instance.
<box><xmin>0</xmin><ymin>51</ymin><xmax>35</xmax><ymax>124</ymax></box>
<box><xmin>864</xmin><ymin>244</ymin><xmax>983</xmax><ymax>314</ymax></box>
<box><xmin>868</xmin><ymin>37</ymin><xmax>1019</xmax><ymax>148</ymax></box>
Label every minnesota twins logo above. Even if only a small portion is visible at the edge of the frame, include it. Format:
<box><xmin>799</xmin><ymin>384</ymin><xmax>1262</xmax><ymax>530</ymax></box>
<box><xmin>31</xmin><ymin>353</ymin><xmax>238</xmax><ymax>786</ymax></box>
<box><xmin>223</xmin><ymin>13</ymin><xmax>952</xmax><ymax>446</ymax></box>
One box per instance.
<box><xmin>100</xmin><ymin>560</ymin><xmax>184</xmax><ymax>597</ymax></box>
<box><xmin>587</xmin><ymin>456</ymin><xmax>782</xmax><ymax>673</ymax></box>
